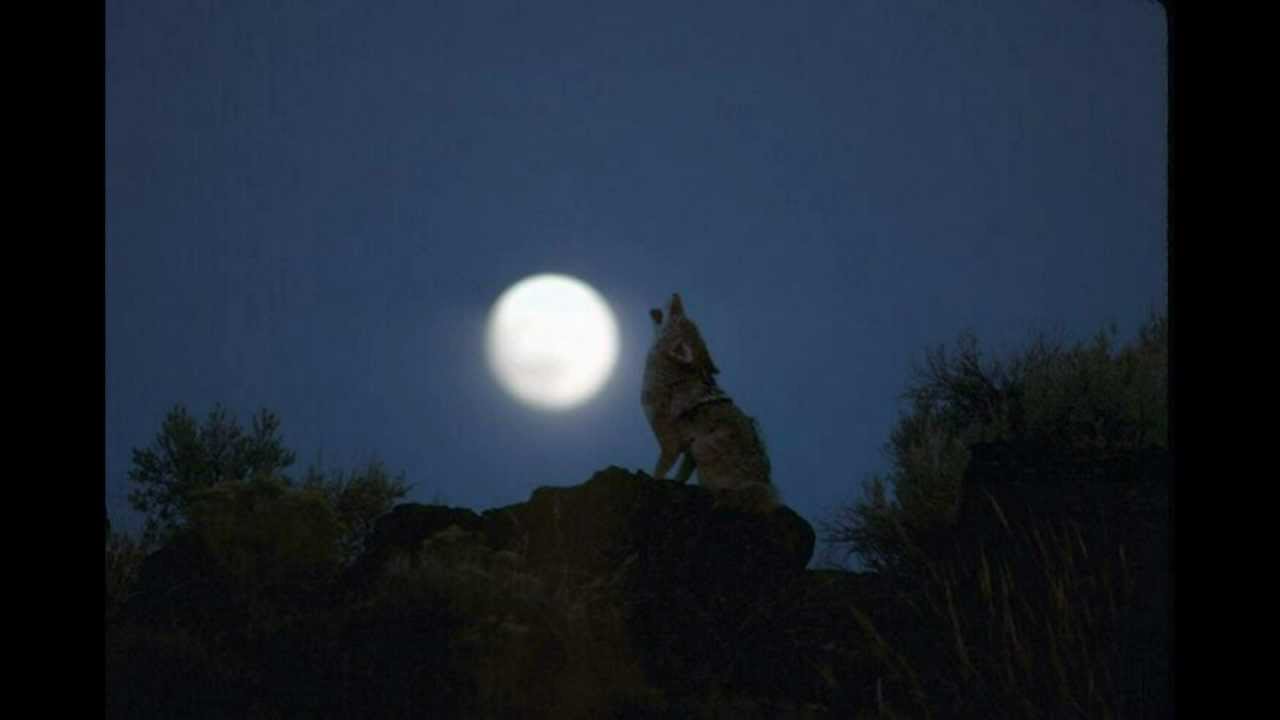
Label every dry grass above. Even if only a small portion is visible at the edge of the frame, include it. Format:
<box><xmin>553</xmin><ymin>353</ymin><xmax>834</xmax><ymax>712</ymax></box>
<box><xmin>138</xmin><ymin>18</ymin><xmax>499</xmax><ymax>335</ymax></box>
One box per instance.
<box><xmin>843</xmin><ymin>496</ymin><xmax>1162</xmax><ymax>719</ymax></box>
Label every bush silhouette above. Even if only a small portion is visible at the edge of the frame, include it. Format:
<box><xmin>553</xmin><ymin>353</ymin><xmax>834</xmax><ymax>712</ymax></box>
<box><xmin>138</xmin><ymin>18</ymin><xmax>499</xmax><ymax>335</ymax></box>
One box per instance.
<box><xmin>824</xmin><ymin>313</ymin><xmax>1167</xmax><ymax>574</ymax></box>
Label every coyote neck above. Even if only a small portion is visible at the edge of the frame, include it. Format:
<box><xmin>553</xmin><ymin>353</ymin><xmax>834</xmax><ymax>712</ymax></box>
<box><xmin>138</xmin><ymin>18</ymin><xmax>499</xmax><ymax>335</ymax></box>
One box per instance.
<box><xmin>644</xmin><ymin>368</ymin><xmax>721</xmax><ymax>420</ymax></box>
<box><xmin>675</xmin><ymin>388</ymin><xmax>733</xmax><ymax>421</ymax></box>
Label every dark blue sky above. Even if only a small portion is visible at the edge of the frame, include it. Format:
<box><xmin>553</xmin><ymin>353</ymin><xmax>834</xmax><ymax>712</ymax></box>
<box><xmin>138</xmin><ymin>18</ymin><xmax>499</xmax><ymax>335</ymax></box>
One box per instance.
<box><xmin>106</xmin><ymin>0</ymin><xmax>1167</xmax><ymax>550</ymax></box>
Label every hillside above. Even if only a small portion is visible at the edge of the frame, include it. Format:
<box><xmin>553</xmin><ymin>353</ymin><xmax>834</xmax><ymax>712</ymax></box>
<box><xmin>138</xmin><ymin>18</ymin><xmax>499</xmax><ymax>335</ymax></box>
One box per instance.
<box><xmin>107</xmin><ymin>445</ymin><xmax>1169</xmax><ymax>718</ymax></box>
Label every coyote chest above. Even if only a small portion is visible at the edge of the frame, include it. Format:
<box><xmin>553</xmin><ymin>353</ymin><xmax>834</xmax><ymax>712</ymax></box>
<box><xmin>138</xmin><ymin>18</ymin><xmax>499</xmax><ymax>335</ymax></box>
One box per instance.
<box><xmin>642</xmin><ymin>342</ymin><xmax>717</xmax><ymax>427</ymax></box>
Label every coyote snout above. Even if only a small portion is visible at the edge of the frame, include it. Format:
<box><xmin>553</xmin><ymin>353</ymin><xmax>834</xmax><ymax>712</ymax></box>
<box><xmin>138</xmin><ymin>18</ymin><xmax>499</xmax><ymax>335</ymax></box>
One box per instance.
<box><xmin>641</xmin><ymin>293</ymin><xmax>776</xmax><ymax>512</ymax></box>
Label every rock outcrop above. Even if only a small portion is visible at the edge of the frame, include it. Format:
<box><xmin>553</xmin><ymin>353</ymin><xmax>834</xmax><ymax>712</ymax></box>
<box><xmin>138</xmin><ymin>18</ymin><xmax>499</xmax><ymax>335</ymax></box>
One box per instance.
<box><xmin>350</xmin><ymin>466</ymin><xmax>814</xmax><ymax>588</ymax></box>
<box><xmin>343</xmin><ymin>467</ymin><xmax>848</xmax><ymax>708</ymax></box>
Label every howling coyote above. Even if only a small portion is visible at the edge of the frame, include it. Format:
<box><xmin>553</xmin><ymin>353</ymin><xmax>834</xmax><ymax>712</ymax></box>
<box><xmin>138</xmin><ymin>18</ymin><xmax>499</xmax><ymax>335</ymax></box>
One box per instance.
<box><xmin>641</xmin><ymin>293</ymin><xmax>776</xmax><ymax>512</ymax></box>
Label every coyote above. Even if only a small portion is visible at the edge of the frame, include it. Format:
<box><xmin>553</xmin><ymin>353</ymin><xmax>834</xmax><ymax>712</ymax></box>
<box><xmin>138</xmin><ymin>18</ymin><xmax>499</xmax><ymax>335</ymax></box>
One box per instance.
<box><xmin>641</xmin><ymin>294</ymin><xmax>777</xmax><ymax>512</ymax></box>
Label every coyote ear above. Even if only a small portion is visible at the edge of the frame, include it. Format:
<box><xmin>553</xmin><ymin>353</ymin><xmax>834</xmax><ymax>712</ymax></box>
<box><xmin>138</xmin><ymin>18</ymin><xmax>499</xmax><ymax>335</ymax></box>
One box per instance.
<box><xmin>668</xmin><ymin>340</ymin><xmax>696</xmax><ymax>365</ymax></box>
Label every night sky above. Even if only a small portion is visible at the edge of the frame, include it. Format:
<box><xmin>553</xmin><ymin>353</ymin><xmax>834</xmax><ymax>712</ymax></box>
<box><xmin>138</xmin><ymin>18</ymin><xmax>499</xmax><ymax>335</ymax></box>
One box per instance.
<box><xmin>106</xmin><ymin>0</ymin><xmax>1167</xmax><ymax>551</ymax></box>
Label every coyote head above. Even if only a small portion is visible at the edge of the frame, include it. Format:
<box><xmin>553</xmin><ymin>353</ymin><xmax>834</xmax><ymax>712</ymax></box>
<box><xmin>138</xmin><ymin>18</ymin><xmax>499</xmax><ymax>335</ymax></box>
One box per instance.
<box><xmin>648</xmin><ymin>293</ymin><xmax>684</xmax><ymax>331</ymax></box>
<box><xmin>649</xmin><ymin>293</ymin><xmax>718</xmax><ymax>375</ymax></box>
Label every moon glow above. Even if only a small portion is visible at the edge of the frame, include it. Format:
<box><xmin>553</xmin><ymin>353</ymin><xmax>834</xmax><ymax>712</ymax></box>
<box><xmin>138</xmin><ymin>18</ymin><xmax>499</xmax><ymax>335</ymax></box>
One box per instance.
<box><xmin>486</xmin><ymin>274</ymin><xmax>620</xmax><ymax>411</ymax></box>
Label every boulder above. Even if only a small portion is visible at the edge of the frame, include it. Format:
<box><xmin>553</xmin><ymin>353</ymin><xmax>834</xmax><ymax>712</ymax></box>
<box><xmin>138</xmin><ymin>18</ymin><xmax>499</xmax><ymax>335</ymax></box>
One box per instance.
<box><xmin>366</xmin><ymin>503</ymin><xmax>484</xmax><ymax>561</ymax></box>
<box><xmin>355</xmin><ymin>467</ymin><xmax>816</xmax><ymax>590</ymax></box>
<box><xmin>480</xmin><ymin>466</ymin><xmax>815</xmax><ymax>581</ymax></box>
<box><xmin>362</xmin><ymin>467</ymin><xmax>818</xmax><ymax>702</ymax></box>
<box><xmin>341</xmin><ymin>503</ymin><xmax>484</xmax><ymax>595</ymax></box>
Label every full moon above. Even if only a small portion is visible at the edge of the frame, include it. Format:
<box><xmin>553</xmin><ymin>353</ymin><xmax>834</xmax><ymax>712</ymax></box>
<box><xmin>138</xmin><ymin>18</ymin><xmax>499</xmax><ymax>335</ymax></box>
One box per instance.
<box><xmin>486</xmin><ymin>274</ymin><xmax>620</xmax><ymax>411</ymax></box>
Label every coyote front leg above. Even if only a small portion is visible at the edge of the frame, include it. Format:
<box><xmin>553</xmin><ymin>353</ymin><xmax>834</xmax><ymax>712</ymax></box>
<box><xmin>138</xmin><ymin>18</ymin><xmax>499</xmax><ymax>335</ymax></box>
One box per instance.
<box><xmin>673</xmin><ymin>453</ymin><xmax>697</xmax><ymax>484</ymax></box>
<box><xmin>654</xmin><ymin>448</ymin><xmax>697</xmax><ymax>483</ymax></box>
<box><xmin>653</xmin><ymin>445</ymin><xmax>681</xmax><ymax>481</ymax></box>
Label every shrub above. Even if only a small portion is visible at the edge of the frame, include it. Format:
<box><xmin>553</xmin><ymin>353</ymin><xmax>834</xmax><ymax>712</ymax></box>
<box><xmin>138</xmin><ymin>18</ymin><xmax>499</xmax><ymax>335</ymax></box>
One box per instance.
<box><xmin>824</xmin><ymin>313</ymin><xmax>1167</xmax><ymax>572</ymax></box>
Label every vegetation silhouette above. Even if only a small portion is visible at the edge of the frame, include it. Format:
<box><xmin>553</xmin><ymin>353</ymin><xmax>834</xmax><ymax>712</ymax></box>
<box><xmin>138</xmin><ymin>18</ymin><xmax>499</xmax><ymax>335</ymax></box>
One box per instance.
<box><xmin>106</xmin><ymin>314</ymin><xmax>1169</xmax><ymax>718</ymax></box>
<box><xmin>821</xmin><ymin>313</ymin><xmax>1169</xmax><ymax>718</ymax></box>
